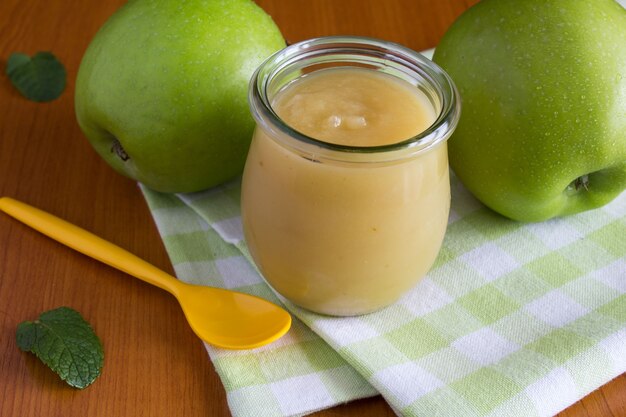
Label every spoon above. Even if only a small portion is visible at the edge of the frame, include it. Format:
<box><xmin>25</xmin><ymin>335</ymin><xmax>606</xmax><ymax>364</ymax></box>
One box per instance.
<box><xmin>0</xmin><ymin>197</ymin><xmax>291</xmax><ymax>350</ymax></box>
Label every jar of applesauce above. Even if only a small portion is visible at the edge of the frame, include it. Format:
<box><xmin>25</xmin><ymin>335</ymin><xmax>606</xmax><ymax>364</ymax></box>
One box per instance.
<box><xmin>242</xmin><ymin>36</ymin><xmax>460</xmax><ymax>316</ymax></box>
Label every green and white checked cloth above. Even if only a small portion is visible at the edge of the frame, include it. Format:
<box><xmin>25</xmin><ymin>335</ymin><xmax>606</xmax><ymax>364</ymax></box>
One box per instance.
<box><xmin>140</xmin><ymin>168</ymin><xmax>625</xmax><ymax>417</ymax></box>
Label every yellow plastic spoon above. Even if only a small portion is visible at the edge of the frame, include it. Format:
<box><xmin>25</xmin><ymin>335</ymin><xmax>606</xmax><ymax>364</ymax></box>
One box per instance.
<box><xmin>0</xmin><ymin>197</ymin><xmax>291</xmax><ymax>350</ymax></box>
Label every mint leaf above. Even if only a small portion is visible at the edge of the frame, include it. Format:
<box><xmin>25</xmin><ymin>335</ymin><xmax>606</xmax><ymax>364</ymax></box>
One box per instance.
<box><xmin>6</xmin><ymin>52</ymin><xmax>66</xmax><ymax>102</ymax></box>
<box><xmin>16</xmin><ymin>307</ymin><xmax>104</xmax><ymax>389</ymax></box>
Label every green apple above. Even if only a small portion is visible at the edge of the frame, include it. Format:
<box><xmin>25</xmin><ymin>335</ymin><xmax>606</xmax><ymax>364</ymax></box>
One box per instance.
<box><xmin>75</xmin><ymin>0</ymin><xmax>285</xmax><ymax>193</ymax></box>
<box><xmin>433</xmin><ymin>0</ymin><xmax>626</xmax><ymax>222</ymax></box>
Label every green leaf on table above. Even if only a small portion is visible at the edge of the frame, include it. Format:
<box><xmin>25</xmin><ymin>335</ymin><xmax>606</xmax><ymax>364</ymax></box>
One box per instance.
<box><xmin>6</xmin><ymin>52</ymin><xmax>66</xmax><ymax>102</ymax></box>
<box><xmin>16</xmin><ymin>307</ymin><xmax>104</xmax><ymax>389</ymax></box>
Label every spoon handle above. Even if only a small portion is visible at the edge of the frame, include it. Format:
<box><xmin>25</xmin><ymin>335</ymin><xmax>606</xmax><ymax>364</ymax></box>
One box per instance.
<box><xmin>0</xmin><ymin>197</ymin><xmax>179</xmax><ymax>295</ymax></box>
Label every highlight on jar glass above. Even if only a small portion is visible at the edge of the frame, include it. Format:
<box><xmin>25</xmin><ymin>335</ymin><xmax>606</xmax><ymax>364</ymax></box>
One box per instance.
<box><xmin>242</xmin><ymin>36</ymin><xmax>460</xmax><ymax>316</ymax></box>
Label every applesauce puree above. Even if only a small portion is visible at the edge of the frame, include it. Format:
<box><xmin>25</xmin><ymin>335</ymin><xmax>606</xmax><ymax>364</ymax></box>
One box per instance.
<box><xmin>242</xmin><ymin>67</ymin><xmax>449</xmax><ymax>315</ymax></box>
<box><xmin>273</xmin><ymin>68</ymin><xmax>435</xmax><ymax>146</ymax></box>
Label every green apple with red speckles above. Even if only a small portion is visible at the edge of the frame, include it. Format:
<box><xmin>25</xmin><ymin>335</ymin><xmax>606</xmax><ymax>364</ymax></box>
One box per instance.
<box><xmin>75</xmin><ymin>0</ymin><xmax>285</xmax><ymax>193</ymax></box>
<box><xmin>433</xmin><ymin>0</ymin><xmax>626</xmax><ymax>222</ymax></box>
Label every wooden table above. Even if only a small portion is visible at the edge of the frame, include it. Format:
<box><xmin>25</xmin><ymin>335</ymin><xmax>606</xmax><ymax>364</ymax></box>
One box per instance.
<box><xmin>0</xmin><ymin>1</ymin><xmax>623</xmax><ymax>416</ymax></box>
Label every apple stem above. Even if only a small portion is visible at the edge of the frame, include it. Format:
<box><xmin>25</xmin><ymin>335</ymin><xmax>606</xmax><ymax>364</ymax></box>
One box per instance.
<box><xmin>110</xmin><ymin>138</ymin><xmax>129</xmax><ymax>162</ymax></box>
<box><xmin>573</xmin><ymin>175</ymin><xmax>590</xmax><ymax>191</ymax></box>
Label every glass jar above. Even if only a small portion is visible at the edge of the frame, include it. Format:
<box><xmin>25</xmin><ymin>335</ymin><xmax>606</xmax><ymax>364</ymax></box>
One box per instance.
<box><xmin>242</xmin><ymin>36</ymin><xmax>460</xmax><ymax>316</ymax></box>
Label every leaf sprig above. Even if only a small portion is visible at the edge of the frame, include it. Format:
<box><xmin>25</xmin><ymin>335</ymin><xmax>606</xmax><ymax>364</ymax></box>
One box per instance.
<box><xmin>16</xmin><ymin>307</ymin><xmax>104</xmax><ymax>389</ymax></box>
<box><xmin>6</xmin><ymin>52</ymin><xmax>66</xmax><ymax>102</ymax></box>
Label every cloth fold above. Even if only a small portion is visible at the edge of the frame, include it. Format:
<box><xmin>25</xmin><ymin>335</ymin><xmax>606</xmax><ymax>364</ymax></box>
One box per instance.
<box><xmin>141</xmin><ymin>171</ymin><xmax>626</xmax><ymax>417</ymax></box>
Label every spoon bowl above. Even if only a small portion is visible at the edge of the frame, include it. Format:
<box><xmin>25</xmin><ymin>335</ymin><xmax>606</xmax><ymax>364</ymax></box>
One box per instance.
<box><xmin>0</xmin><ymin>197</ymin><xmax>291</xmax><ymax>350</ymax></box>
<box><xmin>177</xmin><ymin>283</ymin><xmax>292</xmax><ymax>349</ymax></box>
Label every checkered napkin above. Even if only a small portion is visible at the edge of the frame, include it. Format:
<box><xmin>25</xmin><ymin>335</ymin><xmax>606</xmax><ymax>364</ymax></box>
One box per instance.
<box><xmin>140</xmin><ymin>167</ymin><xmax>625</xmax><ymax>417</ymax></box>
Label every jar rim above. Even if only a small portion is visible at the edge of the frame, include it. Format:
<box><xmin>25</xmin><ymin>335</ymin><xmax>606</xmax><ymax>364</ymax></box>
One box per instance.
<box><xmin>249</xmin><ymin>36</ymin><xmax>461</xmax><ymax>162</ymax></box>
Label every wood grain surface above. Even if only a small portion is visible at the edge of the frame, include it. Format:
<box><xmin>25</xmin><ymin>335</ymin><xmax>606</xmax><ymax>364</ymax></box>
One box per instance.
<box><xmin>0</xmin><ymin>1</ymin><xmax>624</xmax><ymax>416</ymax></box>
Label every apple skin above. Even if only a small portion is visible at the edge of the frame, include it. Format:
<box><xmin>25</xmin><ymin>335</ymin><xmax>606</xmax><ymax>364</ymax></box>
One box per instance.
<box><xmin>75</xmin><ymin>0</ymin><xmax>285</xmax><ymax>193</ymax></box>
<box><xmin>433</xmin><ymin>0</ymin><xmax>626</xmax><ymax>222</ymax></box>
